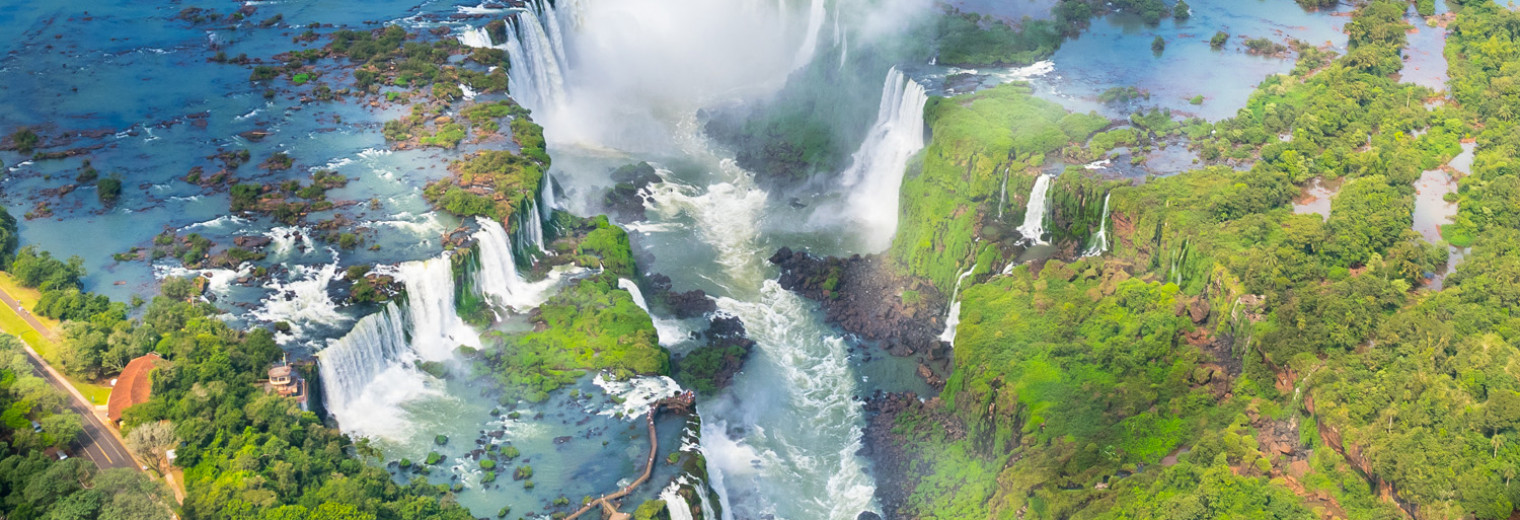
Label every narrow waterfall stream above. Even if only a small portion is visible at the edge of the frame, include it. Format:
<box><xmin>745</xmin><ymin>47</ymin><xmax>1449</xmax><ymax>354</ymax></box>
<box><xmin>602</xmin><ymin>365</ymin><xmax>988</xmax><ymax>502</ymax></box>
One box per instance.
<box><xmin>1083</xmin><ymin>192</ymin><xmax>1112</xmax><ymax>257</ymax></box>
<box><xmin>1017</xmin><ymin>174</ymin><xmax>1053</xmax><ymax>244</ymax></box>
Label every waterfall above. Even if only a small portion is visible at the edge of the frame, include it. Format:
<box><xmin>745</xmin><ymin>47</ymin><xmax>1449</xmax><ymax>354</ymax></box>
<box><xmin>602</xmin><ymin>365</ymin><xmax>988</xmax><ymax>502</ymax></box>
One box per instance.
<box><xmin>318</xmin><ymin>303</ymin><xmax>411</xmax><ymax>424</ymax></box>
<box><xmin>528</xmin><ymin>199</ymin><xmax>547</xmax><ymax>253</ymax></box>
<box><xmin>693</xmin><ymin>475</ymin><xmax>718</xmax><ymax>520</ymax></box>
<box><xmin>840</xmin><ymin>67</ymin><xmax>928</xmax><ymax>252</ymax></box>
<box><xmin>661</xmin><ymin>483</ymin><xmax>697</xmax><ymax>520</ymax></box>
<box><xmin>1082</xmin><ymin>192</ymin><xmax>1112</xmax><ymax>257</ymax></box>
<box><xmin>459</xmin><ymin>0</ymin><xmax>572</xmax><ymax>114</ymax></box>
<box><xmin>540</xmin><ymin>174</ymin><xmax>557</xmax><ymax>222</ymax></box>
<box><xmin>997</xmin><ymin>167</ymin><xmax>1010</xmax><ymax>220</ymax></box>
<box><xmin>397</xmin><ymin>256</ymin><xmax>480</xmax><ymax>361</ymax></box>
<box><xmin>617</xmin><ymin>278</ymin><xmax>691</xmax><ymax>346</ymax></box>
<box><xmin>457</xmin><ymin>26</ymin><xmax>494</xmax><ymax>48</ymax></box>
<box><xmin>1016</xmin><ymin>175</ymin><xmax>1053</xmax><ymax>245</ymax></box>
<box><xmin>790</xmin><ymin>0</ymin><xmax>827</xmax><ymax>71</ymax></box>
<box><xmin>473</xmin><ymin>216</ymin><xmax>526</xmax><ymax>307</ymax></box>
<box><xmin>938</xmin><ymin>268</ymin><xmax>974</xmax><ymax>345</ymax></box>
<box><xmin>472</xmin><ymin>216</ymin><xmax>585</xmax><ymax>312</ymax></box>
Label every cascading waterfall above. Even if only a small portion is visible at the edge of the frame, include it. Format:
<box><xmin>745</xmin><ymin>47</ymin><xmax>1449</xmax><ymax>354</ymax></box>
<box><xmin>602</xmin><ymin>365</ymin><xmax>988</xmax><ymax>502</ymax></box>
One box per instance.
<box><xmin>472</xmin><ymin>216</ymin><xmax>583</xmax><ymax>311</ymax></box>
<box><xmin>839</xmin><ymin>67</ymin><xmax>928</xmax><ymax>252</ymax></box>
<box><xmin>938</xmin><ymin>268</ymin><xmax>975</xmax><ymax>345</ymax></box>
<box><xmin>618</xmin><ymin>278</ymin><xmax>691</xmax><ymax>346</ymax></box>
<box><xmin>456</xmin><ymin>26</ymin><xmax>494</xmax><ymax>48</ymax></box>
<box><xmin>1082</xmin><ymin>192</ymin><xmax>1112</xmax><ymax>257</ymax></box>
<box><xmin>661</xmin><ymin>483</ymin><xmax>697</xmax><ymax>520</ymax></box>
<box><xmin>472</xmin><ymin>216</ymin><xmax>526</xmax><ymax>307</ymax></box>
<box><xmin>526</xmin><ymin>200</ymin><xmax>547</xmax><ymax>254</ymax></box>
<box><xmin>318</xmin><ymin>303</ymin><xmax>422</xmax><ymax>437</ymax></box>
<box><xmin>1017</xmin><ymin>174</ymin><xmax>1053</xmax><ymax>245</ymax></box>
<box><xmin>397</xmin><ymin>256</ymin><xmax>481</xmax><ymax>361</ymax></box>
<box><xmin>458</xmin><ymin>0</ymin><xmax>572</xmax><ymax>114</ymax></box>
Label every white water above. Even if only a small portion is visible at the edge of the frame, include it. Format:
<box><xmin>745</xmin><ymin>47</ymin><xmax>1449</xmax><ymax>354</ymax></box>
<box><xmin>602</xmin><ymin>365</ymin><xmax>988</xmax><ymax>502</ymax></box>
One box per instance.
<box><xmin>473</xmin><ymin>216</ymin><xmax>588</xmax><ymax>313</ymax></box>
<box><xmin>1082</xmin><ymin>192</ymin><xmax>1112</xmax><ymax>257</ymax></box>
<box><xmin>836</xmin><ymin>67</ymin><xmax>928</xmax><ymax>252</ymax></box>
<box><xmin>791</xmin><ymin>0</ymin><xmax>828</xmax><ymax>71</ymax></box>
<box><xmin>250</xmin><ymin>255</ymin><xmax>347</xmax><ymax>344</ymax></box>
<box><xmin>318</xmin><ymin>303</ymin><xmax>445</xmax><ymax>440</ymax></box>
<box><xmin>938</xmin><ymin>267</ymin><xmax>975</xmax><ymax>345</ymax></box>
<box><xmin>540</xmin><ymin>174</ymin><xmax>557</xmax><ymax>221</ymax></box>
<box><xmin>486</xmin><ymin>0</ymin><xmax>918</xmax><ymax>514</ymax></box>
<box><xmin>997</xmin><ymin>166</ymin><xmax>1010</xmax><ymax>219</ymax></box>
<box><xmin>266</xmin><ymin>226</ymin><xmax>312</xmax><ymax>258</ymax></box>
<box><xmin>502</xmin><ymin>1</ymin><xmax>574</xmax><ymax>114</ymax></box>
<box><xmin>705</xmin><ymin>282</ymin><xmax>875</xmax><ymax>519</ymax></box>
<box><xmin>661</xmin><ymin>482</ymin><xmax>697</xmax><ymax>520</ymax></box>
<box><xmin>591</xmin><ymin>373</ymin><xmax>684</xmax><ymax>419</ymax></box>
<box><xmin>524</xmin><ymin>200</ymin><xmax>547</xmax><ymax>254</ymax></box>
<box><xmin>472</xmin><ymin>217</ymin><xmax>526</xmax><ymax>309</ymax></box>
<box><xmin>397</xmin><ymin>256</ymin><xmax>481</xmax><ymax>360</ymax></box>
<box><xmin>618</xmin><ymin>278</ymin><xmax>693</xmax><ymax>346</ymax></box>
<box><xmin>1017</xmin><ymin>174</ymin><xmax>1053</xmax><ymax>245</ymax></box>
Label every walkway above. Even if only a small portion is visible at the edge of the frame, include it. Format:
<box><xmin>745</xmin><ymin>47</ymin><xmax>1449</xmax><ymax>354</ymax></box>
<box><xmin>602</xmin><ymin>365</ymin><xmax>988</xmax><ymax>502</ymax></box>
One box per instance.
<box><xmin>562</xmin><ymin>392</ymin><xmax>695</xmax><ymax>520</ymax></box>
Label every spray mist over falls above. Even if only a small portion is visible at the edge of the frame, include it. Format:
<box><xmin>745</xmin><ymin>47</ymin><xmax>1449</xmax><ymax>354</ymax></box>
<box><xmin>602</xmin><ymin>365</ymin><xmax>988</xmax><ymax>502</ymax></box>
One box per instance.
<box><xmin>468</xmin><ymin>0</ymin><xmax>852</xmax><ymax>151</ymax></box>
<box><xmin>836</xmin><ymin>66</ymin><xmax>928</xmax><ymax>252</ymax></box>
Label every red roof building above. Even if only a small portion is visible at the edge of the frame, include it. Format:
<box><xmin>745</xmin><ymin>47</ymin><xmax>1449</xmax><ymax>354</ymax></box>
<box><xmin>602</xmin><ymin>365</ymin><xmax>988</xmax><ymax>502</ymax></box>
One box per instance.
<box><xmin>108</xmin><ymin>353</ymin><xmax>163</xmax><ymax>423</ymax></box>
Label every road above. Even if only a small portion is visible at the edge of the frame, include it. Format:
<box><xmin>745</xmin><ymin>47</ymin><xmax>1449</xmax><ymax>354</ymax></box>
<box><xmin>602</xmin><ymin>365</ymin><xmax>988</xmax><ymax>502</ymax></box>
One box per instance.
<box><xmin>0</xmin><ymin>287</ymin><xmax>139</xmax><ymax>471</ymax></box>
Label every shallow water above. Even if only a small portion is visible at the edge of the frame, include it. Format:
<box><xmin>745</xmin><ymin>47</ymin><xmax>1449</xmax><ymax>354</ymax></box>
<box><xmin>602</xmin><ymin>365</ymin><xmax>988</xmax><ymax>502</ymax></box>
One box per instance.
<box><xmin>1292</xmin><ymin>177</ymin><xmax>1341</xmax><ymax>221</ymax></box>
<box><xmin>1412</xmin><ymin>169</ymin><xmax>1458</xmax><ymax>244</ymax></box>
<box><xmin>1034</xmin><ymin>0</ymin><xmax>1348</xmax><ymax>121</ymax></box>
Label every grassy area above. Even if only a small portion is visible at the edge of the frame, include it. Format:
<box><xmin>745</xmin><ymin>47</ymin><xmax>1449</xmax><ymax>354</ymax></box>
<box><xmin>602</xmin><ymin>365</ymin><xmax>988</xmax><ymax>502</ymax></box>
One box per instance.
<box><xmin>0</xmin><ymin>272</ymin><xmax>111</xmax><ymax>406</ymax></box>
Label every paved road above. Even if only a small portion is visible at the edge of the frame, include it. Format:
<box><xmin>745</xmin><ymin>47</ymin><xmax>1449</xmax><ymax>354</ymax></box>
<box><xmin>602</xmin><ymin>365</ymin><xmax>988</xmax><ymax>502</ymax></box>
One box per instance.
<box><xmin>0</xmin><ymin>288</ymin><xmax>139</xmax><ymax>471</ymax></box>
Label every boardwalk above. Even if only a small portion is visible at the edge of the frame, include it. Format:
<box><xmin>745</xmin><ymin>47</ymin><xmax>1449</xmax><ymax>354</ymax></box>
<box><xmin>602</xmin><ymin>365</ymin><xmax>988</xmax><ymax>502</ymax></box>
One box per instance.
<box><xmin>562</xmin><ymin>391</ymin><xmax>695</xmax><ymax>520</ymax></box>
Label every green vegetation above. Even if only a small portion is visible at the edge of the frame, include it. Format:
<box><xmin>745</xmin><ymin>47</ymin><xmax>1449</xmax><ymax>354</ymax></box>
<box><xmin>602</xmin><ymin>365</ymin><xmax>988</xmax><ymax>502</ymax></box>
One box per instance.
<box><xmin>7</xmin><ymin>128</ymin><xmax>39</xmax><ymax>154</ymax></box>
<box><xmin>934</xmin><ymin>8</ymin><xmax>1065</xmax><ymax>67</ymax></box>
<box><xmin>472</xmin><ymin>273</ymin><xmax>667</xmax><ymax>402</ymax></box>
<box><xmin>96</xmin><ymin>176</ymin><xmax>122</xmax><ymax>205</ymax></box>
<box><xmin>1210</xmin><ymin>31</ymin><xmax>1229</xmax><ymax>50</ymax></box>
<box><xmin>889</xmin><ymin>82</ymin><xmax>1107</xmax><ymax>291</ymax></box>
<box><xmin>878</xmin><ymin>2</ymin><xmax>1520</xmax><ymax>519</ymax></box>
<box><xmin>0</xmin><ymin>337</ymin><xmax>175</xmax><ymax>519</ymax></box>
<box><xmin>423</xmin><ymin>114</ymin><xmax>548</xmax><ymax>240</ymax></box>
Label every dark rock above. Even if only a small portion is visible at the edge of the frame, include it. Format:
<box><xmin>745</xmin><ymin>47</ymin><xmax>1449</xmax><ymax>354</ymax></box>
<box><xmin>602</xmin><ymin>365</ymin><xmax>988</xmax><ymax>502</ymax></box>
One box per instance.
<box><xmin>602</xmin><ymin>162</ymin><xmax>661</xmax><ymax>222</ymax></box>
<box><xmin>234</xmin><ymin>235</ymin><xmax>272</xmax><ymax>249</ymax></box>
<box><xmin>770</xmin><ymin>248</ymin><xmax>948</xmax><ymax>376</ymax></box>
<box><xmin>857</xmin><ymin>513</ymin><xmax>883</xmax><ymax>520</ymax></box>
<box><xmin>1188</xmin><ymin>298</ymin><xmax>1210</xmax><ymax>324</ymax></box>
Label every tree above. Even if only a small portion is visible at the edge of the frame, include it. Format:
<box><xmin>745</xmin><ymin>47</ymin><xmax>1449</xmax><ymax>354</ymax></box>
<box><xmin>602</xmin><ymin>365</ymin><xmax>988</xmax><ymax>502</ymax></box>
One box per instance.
<box><xmin>1152</xmin><ymin>36</ymin><xmax>1166</xmax><ymax>54</ymax></box>
<box><xmin>1210</xmin><ymin>31</ymin><xmax>1229</xmax><ymax>50</ymax></box>
<box><xmin>1485</xmin><ymin>390</ymin><xmax>1520</xmax><ymax>435</ymax></box>
<box><xmin>94</xmin><ymin>469</ymin><xmax>174</xmax><ymax>520</ymax></box>
<box><xmin>40</xmin><ymin>414</ymin><xmax>83</xmax><ymax>450</ymax></box>
<box><xmin>97</xmin><ymin>177</ymin><xmax>123</xmax><ymax>206</ymax></box>
<box><xmin>124</xmin><ymin>421</ymin><xmax>177</xmax><ymax>473</ymax></box>
<box><xmin>1174</xmin><ymin>0</ymin><xmax>1191</xmax><ymax>21</ymax></box>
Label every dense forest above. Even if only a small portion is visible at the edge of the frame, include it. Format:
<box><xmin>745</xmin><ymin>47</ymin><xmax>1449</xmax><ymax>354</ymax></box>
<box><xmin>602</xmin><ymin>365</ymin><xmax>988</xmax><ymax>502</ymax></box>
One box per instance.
<box><xmin>1</xmin><ymin>0</ymin><xmax>1517</xmax><ymax>519</ymax></box>
<box><xmin>872</xmin><ymin>1</ymin><xmax>1520</xmax><ymax>519</ymax></box>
